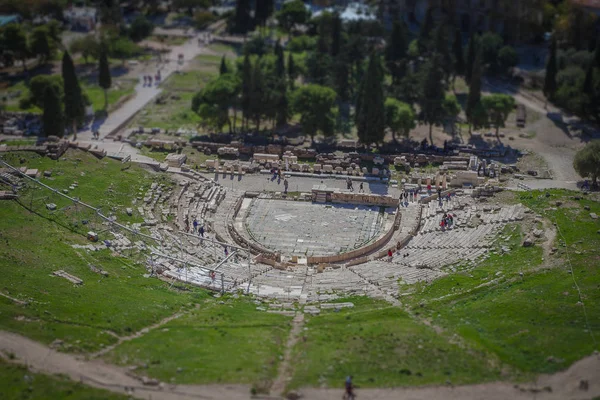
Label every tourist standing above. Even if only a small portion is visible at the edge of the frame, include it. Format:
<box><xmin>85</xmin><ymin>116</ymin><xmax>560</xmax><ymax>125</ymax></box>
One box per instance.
<box><xmin>284</xmin><ymin>178</ymin><xmax>289</xmax><ymax>194</ymax></box>
<box><xmin>387</xmin><ymin>249</ymin><xmax>393</xmax><ymax>262</ymax></box>
<box><xmin>359</xmin><ymin>182</ymin><xmax>364</xmax><ymax>193</ymax></box>
<box><xmin>193</xmin><ymin>219</ymin><xmax>198</xmax><ymax>233</ymax></box>
<box><xmin>199</xmin><ymin>225</ymin><xmax>205</xmax><ymax>238</ymax></box>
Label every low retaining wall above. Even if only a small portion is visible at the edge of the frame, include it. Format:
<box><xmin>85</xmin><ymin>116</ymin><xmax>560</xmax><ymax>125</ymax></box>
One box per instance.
<box><xmin>227</xmin><ymin>195</ymin><xmax>281</xmax><ymax>262</ymax></box>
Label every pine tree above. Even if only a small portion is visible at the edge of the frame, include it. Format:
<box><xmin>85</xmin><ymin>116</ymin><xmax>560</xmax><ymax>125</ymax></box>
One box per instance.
<box><xmin>61</xmin><ymin>51</ymin><xmax>85</xmax><ymax>140</ymax></box>
<box><xmin>43</xmin><ymin>86</ymin><xmax>64</xmax><ymax>137</ymax></box>
<box><xmin>419</xmin><ymin>54</ymin><xmax>446</xmax><ymax>144</ymax></box>
<box><xmin>465</xmin><ymin>32</ymin><xmax>478</xmax><ymax>85</ymax></box>
<box><xmin>466</xmin><ymin>53</ymin><xmax>483</xmax><ymax>132</ymax></box>
<box><xmin>330</xmin><ymin>13</ymin><xmax>342</xmax><ymax>57</ymax></box>
<box><xmin>220</xmin><ymin>55</ymin><xmax>228</xmax><ymax>75</ymax></box>
<box><xmin>287</xmin><ymin>53</ymin><xmax>296</xmax><ymax>90</ymax></box>
<box><xmin>385</xmin><ymin>20</ymin><xmax>408</xmax><ymax>84</ymax></box>
<box><xmin>543</xmin><ymin>36</ymin><xmax>557</xmax><ymax>100</ymax></box>
<box><xmin>452</xmin><ymin>28</ymin><xmax>465</xmax><ymax>80</ymax></box>
<box><xmin>356</xmin><ymin>53</ymin><xmax>385</xmax><ymax>146</ymax></box>
<box><xmin>241</xmin><ymin>54</ymin><xmax>252</xmax><ymax>130</ymax></box>
<box><xmin>98</xmin><ymin>48</ymin><xmax>111</xmax><ymax>111</ymax></box>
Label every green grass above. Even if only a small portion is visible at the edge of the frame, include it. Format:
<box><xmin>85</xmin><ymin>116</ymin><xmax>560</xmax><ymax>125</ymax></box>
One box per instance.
<box><xmin>0</xmin><ymin>359</ymin><xmax>127</xmax><ymax>400</ymax></box>
<box><xmin>0</xmin><ymin>80</ymin><xmax>136</xmax><ymax>114</ymax></box>
<box><xmin>129</xmin><ymin>68</ymin><xmax>217</xmax><ymax>130</ymax></box>
<box><xmin>402</xmin><ymin>190</ymin><xmax>600</xmax><ymax>377</ymax></box>
<box><xmin>131</xmin><ymin>91</ymin><xmax>202</xmax><ymax>130</ymax></box>
<box><xmin>83</xmin><ymin>82</ymin><xmax>136</xmax><ymax>112</ymax></box>
<box><xmin>289</xmin><ymin>297</ymin><xmax>500</xmax><ymax>389</ymax></box>
<box><xmin>1</xmin><ymin>139</ymin><xmax>38</xmax><ymax>146</ymax></box>
<box><xmin>164</xmin><ymin>70</ymin><xmax>216</xmax><ymax>92</ymax></box>
<box><xmin>105</xmin><ymin>297</ymin><xmax>291</xmax><ymax>388</ymax></box>
<box><xmin>0</xmin><ymin>150</ymin><xmax>209</xmax><ymax>353</ymax></box>
<box><xmin>150</xmin><ymin>34</ymin><xmax>189</xmax><ymax>46</ymax></box>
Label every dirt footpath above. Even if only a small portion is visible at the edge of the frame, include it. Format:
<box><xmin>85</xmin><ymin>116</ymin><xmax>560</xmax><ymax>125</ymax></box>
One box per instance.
<box><xmin>300</xmin><ymin>352</ymin><xmax>600</xmax><ymax>400</ymax></box>
<box><xmin>1</xmin><ymin>330</ymin><xmax>599</xmax><ymax>400</ymax></box>
<box><xmin>0</xmin><ymin>331</ymin><xmax>251</xmax><ymax>400</ymax></box>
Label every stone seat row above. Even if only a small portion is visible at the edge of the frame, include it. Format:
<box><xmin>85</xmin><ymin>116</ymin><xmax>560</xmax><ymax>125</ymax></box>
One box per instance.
<box><xmin>408</xmin><ymin>224</ymin><xmax>498</xmax><ymax>249</ymax></box>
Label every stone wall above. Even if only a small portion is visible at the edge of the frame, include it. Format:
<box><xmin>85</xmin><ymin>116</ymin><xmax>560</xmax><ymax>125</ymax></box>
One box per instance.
<box><xmin>330</xmin><ymin>191</ymin><xmax>398</xmax><ymax>207</ymax></box>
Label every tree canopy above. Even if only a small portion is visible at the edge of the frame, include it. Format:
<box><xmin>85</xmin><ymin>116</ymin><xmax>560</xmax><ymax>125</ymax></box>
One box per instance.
<box><xmin>481</xmin><ymin>94</ymin><xmax>515</xmax><ymax>138</ymax></box>
<box><xmin>356</xmin><ymin>53</ymin><xmax>385</xmax><ymax>146</ymax></box>
<box><xmin>291</xmin><ymin>84</ymin><xmax>337</xmax><ymax>142</ymax></box>
<box><xmin>419</xmin><ymin>54</ymin><xmax>446</xmax><ymax>143</ymax></box>
<box><xmin>573</xmin><ymin>140</ymin><xmax>600</xmax><ymax>184</ymax></box>
<box><xmin>384</xmin><ymin>98</ymin><xmax>415</xmax><ymax>142</ymax></box>
<box><xmin>98</xmin><ymin>48</ymin><xmax>112</xmax><ymax>110</ymax></box>
<box><xmin>544</xmin><ymin>37</ymin><xmax>558</xmax><ymax>99</ymax></box>
<box><xmin>62</xmin><ymin>51</ymin><xmax>86</xmax><ymax>136</ymax></box>
<box><xmin>192</xmin><ymin>73</ymin><xmax>241</xmax><ymax>133</ymax></box>
<box><xmin>42</xmin><ymin>85</ymin><xmax>64</xmax><ymax>137</ymax></box>
<box><xmin>277</xmin><ymin>0</ymin><xmax>310</xmax><ymax>33</ymax></box>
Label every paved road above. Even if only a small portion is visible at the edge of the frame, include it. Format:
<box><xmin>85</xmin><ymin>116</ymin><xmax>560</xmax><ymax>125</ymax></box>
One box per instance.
<box><xmin>75</xmin><ymin>35</ymin><xmax>210</xmax><ymax>142</ymax></box>
<box><xmin>203</xmin><ymin>171</ymin><xmax>402</xmax><ymax>197</ymax></box>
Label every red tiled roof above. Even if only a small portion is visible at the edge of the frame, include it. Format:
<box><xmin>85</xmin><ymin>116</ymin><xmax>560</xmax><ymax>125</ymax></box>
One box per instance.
<box><xmin>571</xmin><ymin>0</ymin><xmax>600</xmax><ymax>9</ymax></box>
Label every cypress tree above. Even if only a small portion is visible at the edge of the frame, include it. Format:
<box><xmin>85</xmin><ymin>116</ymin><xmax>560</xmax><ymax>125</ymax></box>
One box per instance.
<box><xmin>333</xmin><ymin>54</ymin><xmax>350</xmax><ymax>102</ymax></box>
<box><xmin>275</xmin><ymin>41</ymin><xmax>285</xmax><ymax>78</ymax></box>
<box><xmin>250</xmin><ymin>61</ymin><xmax>264</xmax><ymax>130</ymax></box>
<box><xmin>316</xmin><ymin>17</ymin><xmax>329</xmax><ymax>55</ymax></box>
<box><xmin>233</xmin><ymin>0</ymin><xmax>252</xmax><ymax>34</ymax></box>
<box><xmin>385</xmin><ymin>20</ymin><xmax>408</xmax><ymax>84</ymax></box>
<box><xmin>255</xmin><ymin>0</ymin><xmax>268</xmax><ymax>28</ymax></box>
<box><xmin>434</xmin><ymin>23</ymin><xmax>452</xmax><ymax>82</ymax></box>
<box><xmin>356</xmin><ymin>53</ymin><xmax>385</xmax><ymax>146</ymax></box>
<box><xmin>287</xmin><ymin>53</ymin><xmax>296</xmax><ymax>90</ymax></box>
<box><xmin>43</xmin><ymin>86</ymin><xmax>64</xmax><ymax>137</ymax></box>
<box><xmin>452</xmin><ymin>28</ymin><xmax>465</xmax><ymax>79</ymax></box>
<box><xmin>275</xmin><ymin>40</ymin><xmax>287</xmax><ymax>127</ymax></box>
<box><xmin>583</xmin><ymin>63</ymin><xmax>594</xmax><ymax>97</ymax></box>
<box><xmin>419</xmin><ymin>7</ymin><xmax>435</xmax><ymax>52</ymax></box>
<box><xmin>466</xmin><ymin>52</ymin><xmax>482</xmax><ymax>132</ymax></box>
<box><xmin>98</xmin><ymin>48</ymin><xmax>111</xmax><ymax>111</ymax></box>
<box><xmin>330</xmin><ymin>13</ymin><xmax>342</xmax><ymax>58</ymax></box>
<box><xmin>543</xmin><ymin>36</ymin><xmax>557</xmax><ymax>100</ymax></box>
<box><xmin>419</xmin><ymin>53</ymin><xmax>446</xmax><ymax>144</ymax></box>
<box><xmin>61</xmin><ymin>51</ymin><xmax>85</xmax><ymax>140</ymax></box>
<box><xmin>465</xmin><ymin>32</ymin><xmax>477</xmax><ymax>85</ymax></box>
<box><xmin>220</xmin><ymin>55</ymin><xmax>228</xmax><ymax>75</ymax></box>
<box><xmin>241</xmin><ymin>54</ymin><xmax>252</xmax><ymax>130</ymax></box>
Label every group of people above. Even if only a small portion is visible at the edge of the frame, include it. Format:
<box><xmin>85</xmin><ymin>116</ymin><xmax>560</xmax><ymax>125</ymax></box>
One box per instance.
<box><xmin>141</xmin><ymin>71</ymin><xmax>161</xmax><ymax>87</ymax></box>
<box><xmin>440</xmin><ymin>213</ymin><xmax>454</xmax><ymax>230</ymax></box>
<box><xmin>345</xmin><ymin>177</ymin><xmax>364</xmax><ymax>193</ymax></box>
<box><xmin>192</xmin><ymin>219</ymin><xmax>205</xmax><ymax>237</ymax></box>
